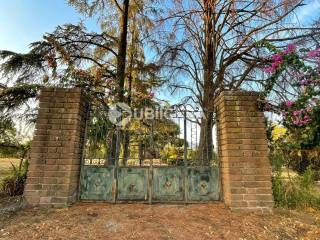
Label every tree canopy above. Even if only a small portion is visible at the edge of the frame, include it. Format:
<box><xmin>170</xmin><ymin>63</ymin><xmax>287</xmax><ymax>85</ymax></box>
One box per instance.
<box><xmin>1</xmin><ymin>0</ymin><xmax>320</xmax><ymax>165</ymax></box>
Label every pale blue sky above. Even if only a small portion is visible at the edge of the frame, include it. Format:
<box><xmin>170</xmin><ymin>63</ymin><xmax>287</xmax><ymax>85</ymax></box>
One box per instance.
<box><xmin>0</xmin><ymin>0</ymin><xmax>99</xmax><ymax>53</ymax></box>
<box><xmin>1</xmin><ymin>0</ymin><xmax>320</xmax><ymax>54</ymax></box>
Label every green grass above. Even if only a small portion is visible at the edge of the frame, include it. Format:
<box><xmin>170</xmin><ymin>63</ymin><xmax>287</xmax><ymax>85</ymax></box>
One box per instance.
<box><xmin>0</xmin><ymin>158</ymin><xmax>21</xmax><ymax>179</ymax></box>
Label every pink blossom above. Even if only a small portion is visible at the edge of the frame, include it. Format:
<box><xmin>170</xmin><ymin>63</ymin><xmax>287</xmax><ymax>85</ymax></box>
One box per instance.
<box><xmin>293</xmin><ymin>118</ymin><xmax>309</xmax><ymax>126</ymax></box>
<box><xmin>284</xmin><ymin>44</ymin><xmax>296</xmax><ymax>55</ymax></box>
<box><xmin>285</xmin><ymin>101</ymin><xmax>294</xmax><ymax>108</ymax></box>
<box><xmin>263</xmin><ymin>54</ymin><xmax>284</xmax><ymax>73</ymax></box>
<box><xmin>271</xmin><ymin>61</ymin><xmax>280</xmax><ymax>69</ymax></box>
<box><xmin>263</xmin><ymin>63</ymin><xmax>280</xmax><ymax>73</ymax></box>
<box><xmin>272</xmin><ymin>54</ymin><xmax>283</xmax><ymax>62</ymax></box>
<box><xmin>291</xmin><ymin>110</ymin><xmax>312</xmax><ymax>126</ymax></box>
<box><xmin>304</xmin><ymin>115</ymin><xmax>311</xmax><ymax>121</ymax></box>
<box><xmin>149</xmin><ymin>92</ymin><xmax>155</xmax><ymax>98</ymax></box>
<box><xmin>263</xmin><ymin>67</ymin><xmax>274</xmax><ymax>73</ymax></box>
<box><xmin>293</xmin><ymin>119</ymin><xmax>300</xmax><ymax>125</ymax></box>
<box><xmin>293</xmin><ymin>110</ymin><xmax>302</xmax><ymax>116</ymax></box>
<box><xmin>307</xmin><ymin>49</ymin><xmax>320</xmax><ymax>58</ymax></box>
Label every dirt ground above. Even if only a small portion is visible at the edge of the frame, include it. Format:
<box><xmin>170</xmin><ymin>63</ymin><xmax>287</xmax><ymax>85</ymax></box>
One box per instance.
<box><xmin>1</xmin><ymin>202</ymin><xmax>320</xmax><ymax>240</ymax></box>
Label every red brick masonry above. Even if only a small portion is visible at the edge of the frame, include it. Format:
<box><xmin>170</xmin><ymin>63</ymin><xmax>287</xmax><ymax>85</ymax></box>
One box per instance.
<box><xmin>24</xmin><ymin>88</ymin><xmax>88</xmax><ymax>207</ymax></box>
<box><xmin>215</xmin><ymin>91</ymin><xmax>274</xmax><ymax>213</ymax></box>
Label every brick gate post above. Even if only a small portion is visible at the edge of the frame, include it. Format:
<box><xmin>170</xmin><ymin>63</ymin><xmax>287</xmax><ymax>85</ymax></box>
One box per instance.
<box><xmin>24</xmin><ymin>88</ymin><xmax>89</xmax><ymax>207</ymax></box>
<box><xmin>215</xmin><ymin>91</ymin><xmax>274</xmax><ymax>213</ymax></box>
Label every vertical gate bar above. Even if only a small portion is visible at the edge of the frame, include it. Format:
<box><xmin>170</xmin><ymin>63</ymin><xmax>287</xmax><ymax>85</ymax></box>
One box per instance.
<box><xmin>149</xmin><ymin>118</ymin><xmax>155</xmax><ymax>204</ymax></box>
<box><xmin>139</xmin><ymin>141</ymin><xmax>142</xmax><ymax>166</ymax></box>
<box><xmin>214</xmin><ymin>110</ymin><xmax>222</xmax><ymax>200</ymax></box>
<box><xmin>148</xmin><ymin>164</ymin><xmax>153</xmax><ymax>204</ymax></box>
<box><xmin>113</xmin><ymin>126</ymin><xmax>121</xmax><ymax>203</ymax></box>
<box><xmin>184</xmin><ymin>111</ymin><xmax>187</xmax><ymax>164</ymax></box>
<box><xmin>78</xmin><ymin>104</ymin><xmax>91</xmax><ymax>200</ymax></box>
<box><xmin>183</xmin><ymin>110</ymin><xmax>188</xmax><ymax>203</ymax></box>
<box><xmin>94</xmin><ymin>122</ymin><xmax>98</xmax><ymax>164</ymax></box>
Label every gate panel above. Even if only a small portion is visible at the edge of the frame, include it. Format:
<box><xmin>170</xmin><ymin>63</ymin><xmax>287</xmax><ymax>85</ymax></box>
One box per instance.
<box><xmin>117</xmin><ymin>167</ymin><xmax>149</xmax><ymax>201</ymax></box>
<box><xmin>186</xmin><ymin>167</ymin><xmax>220</xmax><ymax>201</ymax></box>
<box><xmin>152</xmin><ymin>167</ymin><xmax>184</xmax><ymax>201</ymax></box>
<box><xmin>80</xmin><ymin>107</ymin><xmax>221</xmax><ymax>203</ymax></box>
<box><xmin>80</xmin><ymin>166</ymin><xmax>114</xmax><ymax>201</ymax></box>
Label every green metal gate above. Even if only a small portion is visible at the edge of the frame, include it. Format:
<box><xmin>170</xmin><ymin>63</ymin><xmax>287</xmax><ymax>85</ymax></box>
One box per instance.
<box><xmin>80</xmin><ymin>166</ymin><xmax>219</xmax><ymax>202</ymax></box>
<box><xmin>79</xmin><ymin>107</ymin><xmax>220</xmax><ymax>203</ymax></box>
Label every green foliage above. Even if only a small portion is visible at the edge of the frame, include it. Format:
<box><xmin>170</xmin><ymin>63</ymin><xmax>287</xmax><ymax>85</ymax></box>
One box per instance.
<box><xmin>0</xmin><ymin>115</ymin><xmax>16</xmax><ymax>145</ymax></box>
<box><xmin>272</xmin><ymin>167</ymin><xmax>320</xmax><ymax>210</ymax></box>
<box><xmin>0</xmin><ymin>159</ymin><xmax>29</xmax><ymax>197</ymax></box>
<box><xmin>0</xmin><ymin>50</ymin><xmax>44</xmax><ymax>76</ymax></box>
<box><xmin>160</xmin><ymin>143</ymin><xmax>183</xmax><ymax>165</ymax></box>
<box><xmin>0</xmin><ymin>114</ymin><xmax>32</xmax><ymax>158</ymax></box>
<box><xmin>269</xmin><ymin>121</ymin><xmax>320</xmax><ymax>209</ymax></box>
<box><xmin>267</xmin><ymin>121</ymin><xmax>320</xmax><ymax>179</ymax></box>
<box><xmin>0</xmin><ymin>84</ymin><xmax>40</xmax><ymax>112</ymax></box>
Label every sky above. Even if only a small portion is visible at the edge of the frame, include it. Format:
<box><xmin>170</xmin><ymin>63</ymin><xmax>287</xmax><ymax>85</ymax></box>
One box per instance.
<box><xmin>296</xmin><ymin>0</ymin><xmax>320</xmax><ymax>24</ymax></box>
<box><xmin>0</xmin><ymin>0</ymin><xmax>99</xmax><ymax>53</ymax></box>
<box><xmin>1</xmin><ymin>0</ymin><xmax>319</xmax><ymax>55</ymax></box>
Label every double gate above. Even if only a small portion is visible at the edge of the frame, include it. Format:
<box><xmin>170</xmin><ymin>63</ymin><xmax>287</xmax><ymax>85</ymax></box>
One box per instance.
<box><xmin>80</xmin><ymin>165</ymin><xmax>219</xmax><ymax>202</ymax></box>
<box><xmin>79</xmin><ymin>107</ymin><xmax>220</xmax><ymax>203</ymax></box>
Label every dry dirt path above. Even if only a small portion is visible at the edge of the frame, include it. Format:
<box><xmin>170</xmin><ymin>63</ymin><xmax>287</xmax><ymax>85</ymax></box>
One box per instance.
<box><xmin>1</xmin><ymin>203</ymin><xmax>320</xmax><ymax>240</ymax></box>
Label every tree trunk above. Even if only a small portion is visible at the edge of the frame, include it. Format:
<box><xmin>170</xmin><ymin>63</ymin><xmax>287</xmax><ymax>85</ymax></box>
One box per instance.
<box><xmin>139</xmin><ymin>141</ymin><xmax>144</xmax><ymax>166</ymax></box>
<box><xmin>117</xmin><ymin>0</ymin><xmax>130</xmax><ymax>103</ymax></box>
<box><xmin>109</xmin><ymin>0</ymin><xmax>130</xmax><ymax>165</ymax></box>
<box><xmin>197</xmin><ymin>0</ymin><xmax>215</xmax><ymax>165</ymax></box>
<box><xmin>107</xmin><ymin>132</ymin><xmax>118</xmax><ymax>165</ymax></box>
<box><xmin>122</xmin><ymin>20</ymin><xmax>136</xmax><ymax>165</ymax></box>
<box><xmin>198</xmin><ymin>112</ymin><xmax>214</xmax><ymax>165</ymax></box>
<box><xmin>122</xmin><ymin>132</ymin><xmax>130</xmax><ymax>165</ymax></box>
<box><xmin>121</xmin><ymin>71</ymin><xmax>132</xmax><ymax>165</ymax></box>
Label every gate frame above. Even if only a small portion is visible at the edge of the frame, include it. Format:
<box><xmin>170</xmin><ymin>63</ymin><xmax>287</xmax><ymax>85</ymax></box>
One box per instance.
<box><xmin>24</xmin><ymin>88</ymin><xmax>274</xmax><ymax>213</ymax></box>
<box><xmin>79</xmin><ymin>106</ymin><xmax>221</xmax><ymax>204</ymax></box>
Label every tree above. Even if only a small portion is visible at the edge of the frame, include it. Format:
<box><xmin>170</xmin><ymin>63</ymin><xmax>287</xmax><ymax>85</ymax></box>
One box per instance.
<box><xmin>153</xmin><ymin>0</ymin><xmax>319</xmax><ymax>165</ymax></box>
<box><xmin>0</xmin><ymin>115</ymin><xmax>16</xmax><ymax>147</ymax></box>
<box><xmin>0</xmin><ymin>0</ymin><xmax>162</xmax><ymax>166</ymax></box>
<box><xmin>68</xmin><ymin>0</ymin><xmax>163</xmax><ymax>165</ymax></box>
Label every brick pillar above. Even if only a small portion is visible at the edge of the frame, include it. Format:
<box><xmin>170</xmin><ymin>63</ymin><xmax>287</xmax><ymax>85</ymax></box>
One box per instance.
<box><xmin>24</xmin><ymin>88</ymin><xmax>88</xmax><ymax>207</ymax></box>
<box><xmin>215</xmin><ymin>91</ymin><xmax>274</xmax><ymax>213</ymax></box>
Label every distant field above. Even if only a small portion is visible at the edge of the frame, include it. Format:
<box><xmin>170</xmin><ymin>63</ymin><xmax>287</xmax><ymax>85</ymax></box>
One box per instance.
<box><xmin>0</xmin><ymin>158</ymin><xmax>21</xmax><ymax>178</ymax></box>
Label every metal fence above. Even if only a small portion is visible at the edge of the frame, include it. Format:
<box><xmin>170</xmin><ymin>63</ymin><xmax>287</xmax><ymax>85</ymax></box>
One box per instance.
<box><xmin>82</xmin><ymin>105</ymin><xmax>219</xmax><ymax>168</ymax></box>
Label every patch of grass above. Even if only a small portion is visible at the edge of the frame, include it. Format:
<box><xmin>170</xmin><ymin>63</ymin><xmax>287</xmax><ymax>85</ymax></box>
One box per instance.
<box><xmin>273</xmin><ymin>167</ymin><xmax>320</xmax><ymax>210</ymax></box>
<box><xmin>0</xmin><ymin>158</ymin><xmax>21</xmax><ymax>179</ymax></box>
<box><xmin>0</xmin><ymin>159</ymin><xmax>29</xmax><ymax>197</ymax></box>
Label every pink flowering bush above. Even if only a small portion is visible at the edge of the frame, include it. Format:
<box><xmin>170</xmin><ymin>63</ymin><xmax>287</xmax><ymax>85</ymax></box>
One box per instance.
<box><xmin>283</xmin><ymin>44</ymin><xmax>297</xmax><ymax>55</ymax></box>
<box><xmin>263</xmin><ymin>44</ymin><xmax>299</xmax><ymax>74</ymax></box>
<box><xmin>263</xmin><ymin>44</ymin><xmax>320</xmax><ymax>193</ymax></box>
<box><xmin>262</xmin><ymin>44</ymin><xmax>320</xmax><ymax>129</ymax></box>
<box><xmin>259</xmin><ymin>43</ymin><xmax>320</xmax><ymax>169</ymax></box>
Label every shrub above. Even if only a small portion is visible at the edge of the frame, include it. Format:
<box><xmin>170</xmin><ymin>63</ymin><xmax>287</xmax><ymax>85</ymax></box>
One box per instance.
<box><xmin>272</xmin><ymin>167</ymin><xmax>320</xmax><ymax>209</ymax></box>
<box><xmin>0</xmin><ymin>159</ymin><xmax>29</xmax><ymax>196</ymax></box>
